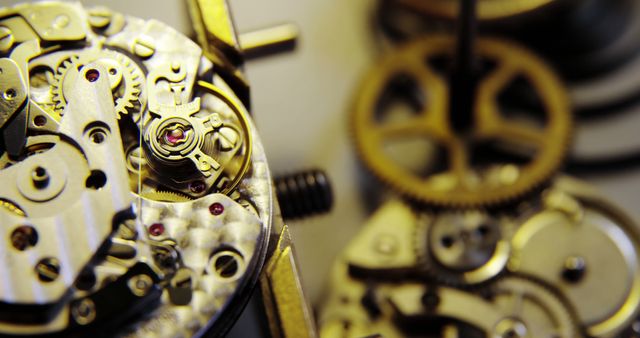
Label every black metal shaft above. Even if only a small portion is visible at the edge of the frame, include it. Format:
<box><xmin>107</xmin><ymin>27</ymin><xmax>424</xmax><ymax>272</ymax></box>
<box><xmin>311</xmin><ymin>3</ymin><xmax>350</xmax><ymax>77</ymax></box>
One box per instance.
<box><xmin>449</xmin><ymin>0</ymin><xmax>478</xmax><ymax>133</ymax></box>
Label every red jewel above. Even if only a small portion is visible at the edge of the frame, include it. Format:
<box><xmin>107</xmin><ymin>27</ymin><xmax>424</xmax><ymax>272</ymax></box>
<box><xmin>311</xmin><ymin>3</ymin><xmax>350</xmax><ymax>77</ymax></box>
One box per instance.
<box><xmin>165</xmin><ymin>128</ymin><xmax>185</xmax><ymax>145</ymax></box>
<box><xmin>149</xmin><ymin>223</ymin><xmax>165</xmax><ymax>236</ymax></box>
<box><xmin>85</xmin><ymin>69</ymin><xmax>100</xmax><ymax>82</ymax></box>
<box><xmin>189</xmin><ymin>180</ymin><xmax>206</xmax><ymax>193</ymax></box>
<box><xmin>209</xmin><ymin>202</ymin><xmax>224</xmax><ymax>215</ymax></box>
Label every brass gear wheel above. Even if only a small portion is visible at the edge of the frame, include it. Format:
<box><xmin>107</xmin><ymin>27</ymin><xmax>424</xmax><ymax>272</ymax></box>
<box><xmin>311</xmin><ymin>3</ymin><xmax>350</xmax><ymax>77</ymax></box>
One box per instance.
<box><xmin>51</xmin><ymin>49</ymin><xmax>145</xmax><ymax>120</ymax></box>
<box><xmin>393</xmin><ymin>0</ymin><xmax>555</xmax><ymax>21</ymax></box>
<box><xmin>414</xmin><ymin>211</ymin><xmax>511</xmax><ymax>286</ymax></box>
<box><xmin>352</xmin><ymin>35</ymin><xmax>572</xmax><ymax>207</ymax></box>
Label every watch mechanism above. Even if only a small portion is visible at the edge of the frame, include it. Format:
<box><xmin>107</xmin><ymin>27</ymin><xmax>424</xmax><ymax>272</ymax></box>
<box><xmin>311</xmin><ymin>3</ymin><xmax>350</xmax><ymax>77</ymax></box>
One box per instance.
<box><xmin>0</xmin><ymin>2</ymin><xmax>274</xmax><ymax>337</ymax></box>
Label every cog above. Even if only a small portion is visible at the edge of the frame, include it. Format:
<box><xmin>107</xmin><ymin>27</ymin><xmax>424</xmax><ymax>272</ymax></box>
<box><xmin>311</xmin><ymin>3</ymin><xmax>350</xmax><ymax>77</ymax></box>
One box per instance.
<box><xmin>414</xmin><ymin>211</ymin><xmax>510</xmax><ymax>286</ymax></box>
<box><xmin>351</xmin><ymin>35</ymin><xmax>572</xmax><ymax>207</ymax></box>
<box><xmin>51</xmin><ymin>49</ymin><xmax>145</xmax><ymax>120</ymax></box>
<box><xmin>488</xmin><ymin>276</ymin><xmax>579</xmax><ymax>338</ymax></box>
<box><xmin>393</xmin><ymin>0</ymin><xmax>555</xmax><ymax>21</ymax></box>
<box><xmin>140</xmin><ymin>190</ymin><xmax>192</xmax><ymax>202</ymax></box>
<box><xmin>509</xmin><ymin>188</ymin><xmax>640</xmax><ymax>337</ymax></box>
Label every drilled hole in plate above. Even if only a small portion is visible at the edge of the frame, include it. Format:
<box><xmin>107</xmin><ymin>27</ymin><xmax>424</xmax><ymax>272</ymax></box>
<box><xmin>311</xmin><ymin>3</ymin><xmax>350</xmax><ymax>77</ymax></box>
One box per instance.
<box><xmin>85</xmin><ymin>170</ymin><xmax>107</xmax><ymax>189</ymax></box>
<box><xmin>3</xmin><ymin>88</ymin><xmax>16</xmax><ymax>100</ymax></box>
<box><xmin>382</xmin><ymin>137</ymin><xmax>449</xmax><ymax>179</ymax></box>
<box><xmin>29</xmin><ymin>65</ymin><xmax>55</xmax><ymax>89</ymax></box>
<box><xmin>33</xmin><ymin>115</ymin><xmax>47</xmax><ymax>127</ymax></box>
<box><xmin>375</xmin><ymin>73</ymin><xmax>425</xmax><ymax>124</ymax></box>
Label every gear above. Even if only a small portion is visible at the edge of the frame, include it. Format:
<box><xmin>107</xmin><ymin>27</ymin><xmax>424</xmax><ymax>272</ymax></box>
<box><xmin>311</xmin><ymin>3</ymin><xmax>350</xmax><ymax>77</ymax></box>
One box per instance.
<box><xmin>414</xmin><ymin>211</ymin><xmax>510</xmax><ymax>286</ymax></box>
<box><xmin>488</xmin><ymin>276</ymin><xmax>579</xmax><ymax>338</ymax></box>
<box><xmin>351</xmin><ymin>35</ymin><xmax>572</xmax><ymax>207</ymax></box>
<box><xmin>140</xmin><ymin>190</ymin><xmax>192</xmax><ymax>202</ymax></box>
<box><xmin>50</xmin><ymin>49</ymin><xmax>145</xmax><ymax>120</ymax></box>
<box><xmin>392</xmin><ymin>0</ymin><xmax>555</xmax><ymax>21</ymax></box>
<box><xmin>509</xmin><ymin>183</ymin><xmax>640</xmax><ymax>337</ymax></box>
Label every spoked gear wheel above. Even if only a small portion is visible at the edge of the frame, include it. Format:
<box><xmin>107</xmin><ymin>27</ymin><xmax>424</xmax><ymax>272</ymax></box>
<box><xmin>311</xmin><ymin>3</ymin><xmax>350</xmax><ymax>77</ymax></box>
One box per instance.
<box><xmin>351</xmin><ymin>35</ymin><xmax>572</xmax><ymax>208</ymax></box>
<box><xmin>414</xmin><ymin>211</ymin><xmax>511</xmax><ymax>286</ymax></box>
<box><xmin>51</xmin><ymin>48</ymin><xmax>145</xmax><ymax>120</ymax></box>
<box><xmin>487</xmin><ymin>276</ymin><xmax>581</xmax><ymax>338</ymax></box>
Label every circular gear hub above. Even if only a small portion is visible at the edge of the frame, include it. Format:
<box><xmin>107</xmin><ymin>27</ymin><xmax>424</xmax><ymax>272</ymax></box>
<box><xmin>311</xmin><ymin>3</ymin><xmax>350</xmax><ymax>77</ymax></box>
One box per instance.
<box><xmin>352</xmin><ymin>35</ymin><xmax>572</xmax><ymax>207</ymax></box>
<box><xmin>415</xmin><ymin>211</ymin><xmax>511</xmax><ymax>285</ymax></box>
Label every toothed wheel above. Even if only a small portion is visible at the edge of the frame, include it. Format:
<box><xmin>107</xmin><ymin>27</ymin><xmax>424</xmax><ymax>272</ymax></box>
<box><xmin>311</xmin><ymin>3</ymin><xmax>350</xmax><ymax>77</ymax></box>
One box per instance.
<box><xmin>351</xmin><ymin>35</ymin><xmax>572</xmax><ymax>207</ymax></box>
<box><xmin>488</xmin><ymin>276</ymin><xmax>580</xmax><ymax>338</ymax></box>
<box><xmin>414</xmin><ymin>211</ymin><xmax>511</xmax><ymax>286</ymax></box>
<box><xmin>51</xmin><ymin>49</ymin><xmax>145</xmax><ymax>120</ymax></box>
<box><xmin>140</xmin><ymin>190</ymin><xmax>192</xmax><ymax>202</ymax></box>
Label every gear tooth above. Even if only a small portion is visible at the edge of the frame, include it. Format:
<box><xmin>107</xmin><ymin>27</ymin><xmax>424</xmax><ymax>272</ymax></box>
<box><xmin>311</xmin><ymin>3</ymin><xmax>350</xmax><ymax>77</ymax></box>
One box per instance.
<box><xmin>140</xmin><ymin>190</ymin><xmax>192</xmax><ymax>202</ymax></box>
<box><xmin>49</xmin><ymin>48</ymin><xmax>144</xmax><ymax>118</ymax></box>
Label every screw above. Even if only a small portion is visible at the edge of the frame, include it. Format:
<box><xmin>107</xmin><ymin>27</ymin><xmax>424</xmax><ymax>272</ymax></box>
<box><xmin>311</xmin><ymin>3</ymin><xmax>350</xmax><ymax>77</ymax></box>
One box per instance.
<box><xmin>31</xmin><ymin>166</ymin><xmax>49</xmax><ymax>189</ymax></box>
<box><xmin>132</xmin><ymin>36</ymin><xmax>155</xmax><ymax>58</ymax></box>
<box><xmin>0</xmin><ymin>26</ymin><xmax>14</xmax><ymax>53</ymax></box>
<box><xmin>153</xmin><ymin>247</ymin><xmax>177</xmax><ymax>269</ymax></box>
<box><xmin>273</xmin><ymin>169</ymin><xmax>333</xmax><ymax>220</ymax></box>
<box><xmin>10</xmin><ymin>225</ymin><xmax>38</xmax><ymax>251</ymax></box>
<box><xmin>128</xmin><ymin>274</ymin><xmax>153</xmax><ymax>297</ymax></box>
<box><xmin>35</xmin><ymin>257</ymin><xmax>60</xmax><ymax>282</ymax></box>
<box><xmin>562</xmin><ymin>256</ymin><xmax>586</xmax><ymax>283</ymax></box>
<box><xmin>88</xmin><ymin>8</ymin><xmax>112</xmax><ymax>28</ymax></box>
<box><xmin>71</xmin><ymin>298</ymin><xmax>96</xmax><ymax>325</ymax></box>
<box><xmin>211</xmin><ymin>251</ymin><xmax>242</xmax><ymax>279</ymax></box>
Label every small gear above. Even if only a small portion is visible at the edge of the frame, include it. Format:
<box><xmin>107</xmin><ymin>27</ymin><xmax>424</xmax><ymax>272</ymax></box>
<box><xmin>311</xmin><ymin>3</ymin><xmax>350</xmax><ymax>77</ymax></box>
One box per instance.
<box><xmin>140</xmin><ymin>190</ymin><xmax>192</xmax><ymax>202</ymax></box>
<box><xmin>351</xmin><ymin>35</ymin><xmax>572</xmax><ymax>208</ymax></box>
<box><xmin>414</xmin><ymin>211</ymin><xmax>511</xmax><ymax>286</ymax></box>
<box><xmin>487</xmin><ymin>276</ymin><xmax>580</xmax><ymax>338</ymax></box>
<box><xmin>51</xmin><ymin>49</ymin><xmax>145</xmax><ymax>119</ymax></box>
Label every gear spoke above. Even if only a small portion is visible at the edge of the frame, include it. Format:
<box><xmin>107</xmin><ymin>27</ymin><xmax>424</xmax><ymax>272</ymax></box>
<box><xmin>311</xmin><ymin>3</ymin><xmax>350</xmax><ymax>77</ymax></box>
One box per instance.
<box><xmin>377</xmin><ymin>117</ymin><xmax>429</xmax><ymax>138</ymax></box>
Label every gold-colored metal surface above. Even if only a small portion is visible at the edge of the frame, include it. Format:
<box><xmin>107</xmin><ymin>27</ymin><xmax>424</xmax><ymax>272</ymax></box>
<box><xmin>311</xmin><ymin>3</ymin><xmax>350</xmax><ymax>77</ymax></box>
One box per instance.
<box><xmin>415</xmin><ymin>211</ymin><xmax>512</xmax><ymax>285</ymax></box>
<box><xmin>261</xmin><ymin>225</ymin><xmax>318</xmax><ymax>338</ymax></box>
<box><xmin>395</xmin><ymin>0</ymin><xmax>556</xmax><ymax>21</ymax></box>
<box><xmin>352</xmin><ymin>35</ymin><xmax>572</xmax><ymax>207</ymax></box>
<box><xmin>239</xmin><ymin>23</ymin><xmax>299</xmax><ymax>60</ymax></box>
<box><xmin>187</xmin><ymin>0</ymin><xmax>242</xmax><ymax>65</ymax></box>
